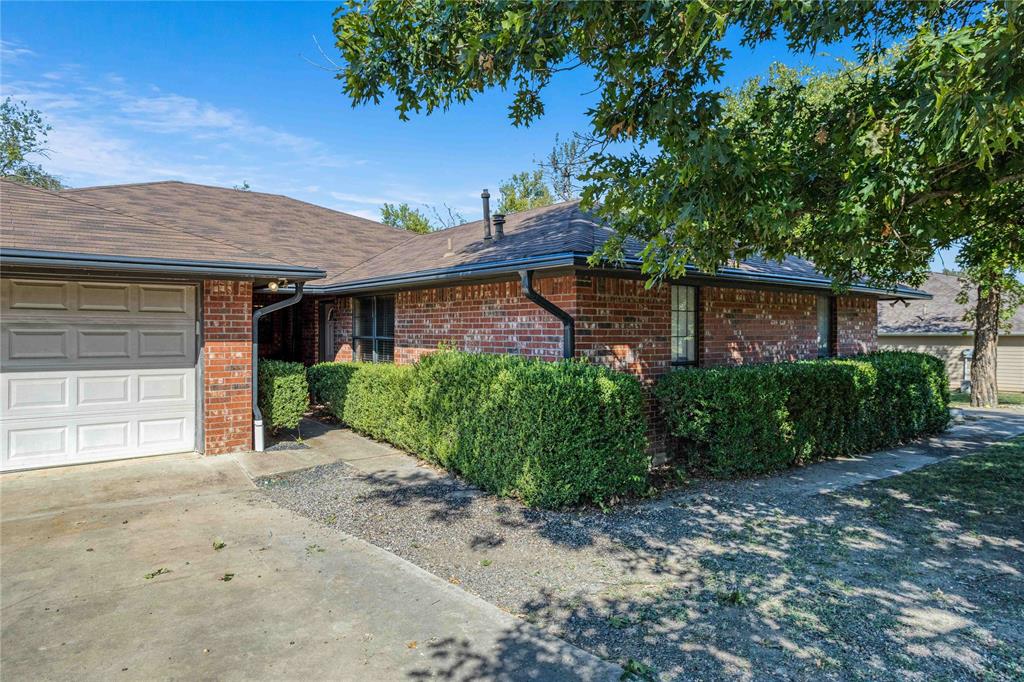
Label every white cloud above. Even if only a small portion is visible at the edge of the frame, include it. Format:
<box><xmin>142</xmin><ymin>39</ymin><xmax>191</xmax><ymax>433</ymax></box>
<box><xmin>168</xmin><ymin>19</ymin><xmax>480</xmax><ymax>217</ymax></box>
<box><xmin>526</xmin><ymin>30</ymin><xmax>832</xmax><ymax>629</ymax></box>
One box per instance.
<box><xmin>0</xmin><ymin>40</ymin><xmax>35</xmax><ymax>63</ymax></box>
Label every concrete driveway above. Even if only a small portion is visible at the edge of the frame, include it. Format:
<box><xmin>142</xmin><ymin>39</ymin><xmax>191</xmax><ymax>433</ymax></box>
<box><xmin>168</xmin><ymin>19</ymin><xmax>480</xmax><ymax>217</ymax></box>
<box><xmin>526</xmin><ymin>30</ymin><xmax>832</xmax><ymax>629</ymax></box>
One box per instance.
<box><xmin>0</xmin><ymin>451</ymin><xmax>617</xmax><ymax>681</ymax></box>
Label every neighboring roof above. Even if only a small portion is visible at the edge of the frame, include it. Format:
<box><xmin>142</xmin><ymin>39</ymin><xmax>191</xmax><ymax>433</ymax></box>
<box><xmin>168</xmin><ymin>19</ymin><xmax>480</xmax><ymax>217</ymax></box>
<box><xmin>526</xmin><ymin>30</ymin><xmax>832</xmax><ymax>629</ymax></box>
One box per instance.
<box><xmin>65</xmin><ymin>181</ymin><xmax>412</xmax><ymax>277</ymax></box>
<box><xmin>878</xmin><ymin>271</ymin><xmax>1024</xmax><ymax>335</ymax></box>
<box><xmin>0</xmin><ymin>180</ymin><xmax>324</xmax><ymax>280</ymax></box>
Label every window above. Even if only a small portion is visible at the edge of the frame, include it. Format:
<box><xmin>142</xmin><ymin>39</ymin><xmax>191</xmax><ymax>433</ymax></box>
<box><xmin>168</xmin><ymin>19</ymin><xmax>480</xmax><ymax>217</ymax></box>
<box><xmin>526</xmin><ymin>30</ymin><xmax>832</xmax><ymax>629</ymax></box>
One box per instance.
<box><xmin>354</xmin><ymin>295</ymin><xmax>395</xmax><ymax>362</ymax></box>
<box><xmin>671</xmin><ymin>285</ymin><xmax>699</xmax><ymax>365</ymax></box>
<box><xmin>816</xmin><ymin>294</ymin><xmax>835</xmax><ymax>358</ymax></box>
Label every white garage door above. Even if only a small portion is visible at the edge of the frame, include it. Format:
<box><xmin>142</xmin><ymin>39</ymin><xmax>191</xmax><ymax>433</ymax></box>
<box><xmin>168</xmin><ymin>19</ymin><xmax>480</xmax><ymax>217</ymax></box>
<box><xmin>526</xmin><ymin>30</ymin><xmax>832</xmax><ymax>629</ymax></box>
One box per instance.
<box><xmin>1</xmin><ymin>278</ymin><xmax>198</xmax><ymax>471</ymax></box>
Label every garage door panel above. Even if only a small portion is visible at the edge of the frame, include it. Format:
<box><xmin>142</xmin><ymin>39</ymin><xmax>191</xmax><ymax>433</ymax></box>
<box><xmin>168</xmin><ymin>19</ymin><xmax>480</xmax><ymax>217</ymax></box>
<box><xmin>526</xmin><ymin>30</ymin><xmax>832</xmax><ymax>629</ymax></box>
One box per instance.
<box><xmin>139</xmin><ymin>285</ymin><xmax>192</xmax><ymax>314</ymax></box>
<box><xmin>3</xmin><ymin>369</ymin><xmax>194</xmax><ymax>419</ymax></box>
<box><xmin>138</xmin><ymin>329</ymin><xmax>191</xmax><ymax>359</ymax></box>
<box><xmin>138</xmin><ymin>373</ymin><xmax>187</xmax><ymax>403</ymax></box>
<box><xmin>6</xmin><ymin>425</ymin><xmax>69</xmax><ymax>467</ymax></box>
<box><xmin>6</xmin><ymin>279</ymin><xmax>70</xmax><ymax>310</ymax></box>
<box><xmin>7</xmin><ymin>376</ymin><xmax>69</xmax><ymax>411</ymax></box>
<box><xmin>78</xmin><ymin>421</ymin><xmax>130</xmax><ymax>454</ymax></box>
<box><xmin>4</xmin><ymin>323</ymin><xmax>195</xmax><ymax>370</ymax></box>
<box><xmin>6</xmin><ymin>328</ymin><xmax>70</xmax><ymax>361</ymax></box>
<box><xmin>78</xmin><ymin>375</ymin><xmax>131</xmax><ymax>407</ymax></box>
<box><xmin>78</xmin><ymin>329</ymin><xmax>132</xmax><ymax>359</ymax></box>
<box><xmin>78</xmin><ymin>282</ymin><xmax>131</xmax><ymax>311</ymax></box>
<box><xmin>1</xmin><ymin>279</ymin><xmax>198</xmax><ymax>471</ymax></box>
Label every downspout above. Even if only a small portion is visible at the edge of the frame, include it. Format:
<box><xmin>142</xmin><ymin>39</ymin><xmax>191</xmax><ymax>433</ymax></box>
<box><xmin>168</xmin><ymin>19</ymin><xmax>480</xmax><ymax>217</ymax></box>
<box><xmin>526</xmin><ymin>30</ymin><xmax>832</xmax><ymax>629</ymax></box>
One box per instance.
<box><xmin>251</xmin><ymin>282</ymin><xmax>304</xmax><ymax>452</ymax></box>
<box><xmin>519</xmin><ymin>269</ymin><xmax>575</xmax><ymax>359</ymax></box>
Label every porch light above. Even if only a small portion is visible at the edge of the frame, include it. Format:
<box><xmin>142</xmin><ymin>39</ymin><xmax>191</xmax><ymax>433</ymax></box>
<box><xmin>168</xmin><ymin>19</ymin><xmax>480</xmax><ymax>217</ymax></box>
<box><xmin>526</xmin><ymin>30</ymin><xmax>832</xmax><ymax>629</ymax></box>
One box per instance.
<box><xmin>267</xmin><ymin>281</ymin><xmax>279</xmax><ymax>292</ymax></box>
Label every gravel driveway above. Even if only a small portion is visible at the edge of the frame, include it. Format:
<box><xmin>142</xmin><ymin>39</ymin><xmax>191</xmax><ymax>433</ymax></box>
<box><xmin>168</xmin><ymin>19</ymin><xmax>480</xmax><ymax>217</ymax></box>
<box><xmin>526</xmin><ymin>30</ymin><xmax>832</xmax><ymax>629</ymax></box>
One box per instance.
<box><xmin>259</xmin><ymin>438</ymin><xmax>1024</xmax><ymax>681</ymax></box>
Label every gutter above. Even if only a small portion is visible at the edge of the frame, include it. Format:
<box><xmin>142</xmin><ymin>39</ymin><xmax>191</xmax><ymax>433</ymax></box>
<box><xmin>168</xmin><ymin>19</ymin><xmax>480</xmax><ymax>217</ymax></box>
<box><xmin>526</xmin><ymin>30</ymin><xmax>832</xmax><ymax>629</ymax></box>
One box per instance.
<box><xmin>251</xmin><ymin>282</ymin><xmax>305</xmax><ymax>452</ymax></box>
<box><xmin>520</xmin><ymin>269</ymin><xmax>575</xmax><ymax>359</ymax></box>
<box><xmin>306</xmin><ymin>252</ymin><xmax>930</xmax><ymax>301</ymax></box>
<box><xmin>0</xmin><ymin>248</ymin><xmax>325</xmax><ymax>281</ymax></box>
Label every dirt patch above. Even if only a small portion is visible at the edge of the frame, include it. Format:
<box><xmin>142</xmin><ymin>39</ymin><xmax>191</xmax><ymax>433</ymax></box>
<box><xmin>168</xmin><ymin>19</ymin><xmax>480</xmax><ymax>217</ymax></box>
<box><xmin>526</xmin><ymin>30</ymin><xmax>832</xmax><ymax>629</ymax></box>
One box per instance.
<box><xmin>259</xmin><ymin>438</ymin><xmax>1024</xmax><ymax>681</ymax></box>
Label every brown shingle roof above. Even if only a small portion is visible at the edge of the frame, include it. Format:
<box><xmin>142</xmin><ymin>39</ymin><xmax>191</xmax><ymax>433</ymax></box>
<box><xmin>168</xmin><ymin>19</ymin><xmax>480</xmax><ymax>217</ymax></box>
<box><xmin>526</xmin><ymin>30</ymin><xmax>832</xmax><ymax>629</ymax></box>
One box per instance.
<box><xmin>878</xmin><ymin>271</ymin><xmax>1024</xmax><ymax>335</ymax></box>
<box><xmin>324</xmin><ymin>199</ymin><xmax>926</xmax><ymax>299</ymax></box>
<box><xmin>2</xmin><ymin>179</ymin><xmax>930</xmax><ymax>297</ymax></box>
<box><xmin>0</xmin><ymin>179</ymin><xmax>314</xmax><ymax>275</ymax></box>
<box><xmin>65</xmin><ymin>181</ymin><xmax>413</xmax><ymax>276</ymax></box>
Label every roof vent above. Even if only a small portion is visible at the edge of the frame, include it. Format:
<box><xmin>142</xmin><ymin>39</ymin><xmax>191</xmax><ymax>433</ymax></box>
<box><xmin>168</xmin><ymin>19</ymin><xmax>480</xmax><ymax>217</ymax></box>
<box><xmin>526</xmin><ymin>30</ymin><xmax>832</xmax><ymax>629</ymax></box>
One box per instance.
<box><xmin>493</xmin><ymin>213</ymin><xmax>506</xmax><ymax>239</ymax></box>
<box><xmin>481</xmin><ymin>189</ymin><xmax>492</xmax><ymax>241</ymax></box>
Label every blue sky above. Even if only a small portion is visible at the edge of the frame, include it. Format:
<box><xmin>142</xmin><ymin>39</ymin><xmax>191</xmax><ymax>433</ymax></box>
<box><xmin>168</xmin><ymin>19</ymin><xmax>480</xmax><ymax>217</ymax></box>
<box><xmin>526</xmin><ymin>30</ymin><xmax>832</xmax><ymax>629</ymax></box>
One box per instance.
<box><xmin>1</xmin><ymin>2</ymin><xmax>958</xmax><ymax>269</ymax></box>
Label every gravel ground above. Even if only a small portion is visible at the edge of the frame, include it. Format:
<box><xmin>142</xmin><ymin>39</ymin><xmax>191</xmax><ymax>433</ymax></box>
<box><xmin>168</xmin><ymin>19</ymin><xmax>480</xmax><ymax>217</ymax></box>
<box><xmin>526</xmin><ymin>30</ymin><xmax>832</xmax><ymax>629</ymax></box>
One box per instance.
<box><xmin>258</xmin><ymin>439</ymin><xmax>1024</xmax><ymax>681</ymax></box>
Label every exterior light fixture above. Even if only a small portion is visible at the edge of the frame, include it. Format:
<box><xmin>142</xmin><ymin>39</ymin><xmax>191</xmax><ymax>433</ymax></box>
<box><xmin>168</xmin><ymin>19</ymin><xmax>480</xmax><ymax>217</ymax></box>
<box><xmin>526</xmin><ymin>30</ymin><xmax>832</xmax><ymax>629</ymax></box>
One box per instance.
<box><xmin>267</xmin><ymin>281</ymin><xmax>279</xmax><ymax>292</ymax></box>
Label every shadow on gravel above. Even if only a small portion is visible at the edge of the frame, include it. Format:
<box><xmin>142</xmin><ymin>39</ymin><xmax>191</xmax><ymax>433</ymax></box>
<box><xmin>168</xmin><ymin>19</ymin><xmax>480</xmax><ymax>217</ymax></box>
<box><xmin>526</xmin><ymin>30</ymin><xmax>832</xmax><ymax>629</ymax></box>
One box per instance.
<box><xmin>261</xmin><ymin>439</ymin><xmax>1024</xmax><ymax>681</ymax></box>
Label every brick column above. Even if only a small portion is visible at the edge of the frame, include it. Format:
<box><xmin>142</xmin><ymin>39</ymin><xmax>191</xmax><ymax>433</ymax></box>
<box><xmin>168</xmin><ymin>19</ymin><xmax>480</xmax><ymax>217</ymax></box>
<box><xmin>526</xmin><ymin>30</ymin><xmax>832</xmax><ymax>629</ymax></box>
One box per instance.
<box><xmin>837</xmin><ymin>295</ymin><xmax>878</xmax><ymax>356</ymax></box>
<box><xmin>203</xmin><ymin>280</ymin><xmax>253</xmax><ymax>454</ymax></box>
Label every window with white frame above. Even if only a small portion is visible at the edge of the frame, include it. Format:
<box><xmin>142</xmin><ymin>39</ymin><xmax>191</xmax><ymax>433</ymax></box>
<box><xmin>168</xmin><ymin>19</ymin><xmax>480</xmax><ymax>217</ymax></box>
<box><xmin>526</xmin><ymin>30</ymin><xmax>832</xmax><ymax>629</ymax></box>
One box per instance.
<box><xmin>671</xmin><ymin>285</ymin><xmax>698</xmax><ymax>365</ymax></box>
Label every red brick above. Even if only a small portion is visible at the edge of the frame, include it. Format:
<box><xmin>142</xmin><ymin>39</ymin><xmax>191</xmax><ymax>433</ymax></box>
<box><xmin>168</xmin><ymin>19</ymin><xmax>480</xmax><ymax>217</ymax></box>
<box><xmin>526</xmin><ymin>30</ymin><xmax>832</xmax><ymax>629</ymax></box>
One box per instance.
<box><xmin>203</xmin><ymin>280</ymin><xmax>253</xmax><ymax>455</ymax></box>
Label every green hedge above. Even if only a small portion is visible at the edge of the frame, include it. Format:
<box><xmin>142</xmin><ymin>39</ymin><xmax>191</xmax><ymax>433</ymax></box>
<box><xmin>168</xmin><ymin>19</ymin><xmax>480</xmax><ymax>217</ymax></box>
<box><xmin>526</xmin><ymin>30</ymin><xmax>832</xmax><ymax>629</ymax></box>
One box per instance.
<box><xmin>307</xmin><ymin>361</ymin><xmax>361</xmax><ymax>418</ymax></box>
<box><xmin>257</xmin><ymin>359</ymin><xmax>309</xmax><ymax>432</ymax></box>
<box><xmin>341</xmin><ymin>363</ymin><xmax>418</xmax><ymax>450</ymax></box>
<box><xmin>307</xmin><ymin>352</ymin><xmax>650</xmax><ymax>508</ymax></box>
<box><xmin>655</xmin><ymin>351</ymin><xmax>949</xmax><ymax>478</ymax></box>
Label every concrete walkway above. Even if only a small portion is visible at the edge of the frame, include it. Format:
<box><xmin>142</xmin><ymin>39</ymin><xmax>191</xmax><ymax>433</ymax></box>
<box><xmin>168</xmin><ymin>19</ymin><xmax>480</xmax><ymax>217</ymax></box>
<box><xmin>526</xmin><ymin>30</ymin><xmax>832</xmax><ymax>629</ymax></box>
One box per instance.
<box><xmin>0</xmin><ymin>449</ymin><xmax>618</xmax><ymax>680</ymax></box>
<box><xmin>695</xmin><ymin>406</ymin><xmax>1024</xmax><ymax>502</ymax></box>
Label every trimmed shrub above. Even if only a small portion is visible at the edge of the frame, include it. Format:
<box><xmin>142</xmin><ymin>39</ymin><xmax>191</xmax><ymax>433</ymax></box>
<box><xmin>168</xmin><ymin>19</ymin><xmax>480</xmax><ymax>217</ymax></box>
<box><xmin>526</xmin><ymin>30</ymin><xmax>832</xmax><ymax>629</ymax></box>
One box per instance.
<box><xmin>407</xmin><ymin>352</ymin><xmax>650</xmax><ymax>507</ymax></box>
<box><xmin>341</xmin><ymin>363</ymin><xmax>417</xmax><ymax>450</ymax></box>
<box><xmin>307</xmin><ymin>361</ymin><xmax>362</xmax><ymax>420</ymax></box>
<box><xmin>655</xmin><ymin>351</ymin><xmax>949</xmax><ymax>478</ymax></box>
<box><xmin>257</xmin><ymin>359</ymin><xmax>309</xmax><ymax>432</ymax></box>
<box><xmin>312</xmin><ymin>350</ymin><xmax>650</xmax><ymax>508</ymax></box>
<box><xmin>861</xmin><ymin>351</ymin><xmax>950</xmax><ymax>446</ymax></box>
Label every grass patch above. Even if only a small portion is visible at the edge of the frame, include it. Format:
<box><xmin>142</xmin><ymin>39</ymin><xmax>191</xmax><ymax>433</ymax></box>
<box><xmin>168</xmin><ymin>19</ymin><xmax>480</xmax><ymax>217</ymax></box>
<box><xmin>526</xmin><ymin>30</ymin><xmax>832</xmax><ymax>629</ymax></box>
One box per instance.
<box><xmin>951</xmin><ymin>390</ymin><xmax>1024</xmax><ymax>406</ymax></box>
<box><xmin>856</xmin><ymin>436</ymin><xmax>1024</xmax><ymax>522</ymax></box>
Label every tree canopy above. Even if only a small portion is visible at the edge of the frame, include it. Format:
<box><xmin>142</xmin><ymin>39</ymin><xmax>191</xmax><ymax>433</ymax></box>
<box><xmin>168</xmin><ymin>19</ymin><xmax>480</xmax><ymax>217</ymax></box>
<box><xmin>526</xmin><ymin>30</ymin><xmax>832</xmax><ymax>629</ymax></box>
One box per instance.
<box><xmin>380</xmin><ymin>202</ymin><xmax>433</xmax><ymax>233</ymax></box>
<box><xmin>496</xmin><ymin>169</ymin><xmax>554</xmax><ymax>213</ymax></box>
<box><xmin>334</xmin><ymin>1</ymin><xmax>1023</xmax><ymax>290</ymax></box>
<box><xmin>1</xmin><ymin>98</ymin><xmax>63</xmax><ymax>190</ymax></box>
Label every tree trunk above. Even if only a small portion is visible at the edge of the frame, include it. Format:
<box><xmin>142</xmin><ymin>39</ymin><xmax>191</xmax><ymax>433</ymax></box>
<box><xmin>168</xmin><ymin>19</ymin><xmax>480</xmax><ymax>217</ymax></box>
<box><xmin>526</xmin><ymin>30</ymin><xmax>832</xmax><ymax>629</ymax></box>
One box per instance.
<box><xmin>970</xmin><ymin>284</ymin><xmax>1001</xmax><ymax>407</ymax></box>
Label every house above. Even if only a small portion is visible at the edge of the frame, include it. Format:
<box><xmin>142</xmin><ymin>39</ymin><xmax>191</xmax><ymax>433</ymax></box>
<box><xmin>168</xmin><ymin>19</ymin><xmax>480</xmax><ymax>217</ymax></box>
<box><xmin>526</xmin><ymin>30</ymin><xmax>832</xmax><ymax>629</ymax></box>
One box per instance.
<box><xmin>1</xmin><ymin>179</ymin><xmax>928</xmax><ymax>471</ymax></box>
<box><xmin>879</xmin><ymin>271</ymin><xmax>1024</xmax><ymax>393</ymax></box>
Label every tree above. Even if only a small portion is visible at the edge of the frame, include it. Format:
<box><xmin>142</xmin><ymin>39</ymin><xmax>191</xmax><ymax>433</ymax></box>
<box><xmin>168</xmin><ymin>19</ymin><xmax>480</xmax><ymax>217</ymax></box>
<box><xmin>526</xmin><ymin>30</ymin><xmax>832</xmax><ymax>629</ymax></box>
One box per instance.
<box><xmin>334</xmin><ymin>0</ymin><xmax>1022</xmax><ymax>405</ymax></box>
<box><xmin>380</xmin><ymin>202</ymin><xmax>432</xmax><ymax>233</ymax></box>
<box><xmin>953</xmin><ymin>201</ymin><xmax>1024</xmax><ymax>406</ymax></box>
<box><xmin>496</xmin><ymin>169</ymin><xmax>553</xmax><ymax>213</ymax></box>
<box><xmin>233</xmin><ymin>180</ymin><xmax>251</xmax><ymax>191</ymax></box>
<box><xmin>1</xmin><ymin>98</ymin><xmax>63</xmax><ymax>190</ymax></box>
<box><xmin>333</xmin><ymin>0</ymin><xmax>1020</xmax><ymax>282</ymax></box>
<box><xmin>539</xmin><ymin>133</ymin><xmax>589</xmax><ymax>202</ymax></box>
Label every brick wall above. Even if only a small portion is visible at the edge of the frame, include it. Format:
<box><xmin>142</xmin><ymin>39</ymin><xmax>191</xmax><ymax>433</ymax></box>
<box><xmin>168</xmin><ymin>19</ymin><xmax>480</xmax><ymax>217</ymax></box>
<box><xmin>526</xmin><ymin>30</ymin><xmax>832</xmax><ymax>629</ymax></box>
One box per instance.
<box><xmin>837</xmin><ymin>296</ymin><xmax>878</xmax><ymax>356</ymax></box>
<box><xmin>295</xmin><ymin>273</ymin><xmax>880</xmax><ymax>458</ymax></box>
<box><xmin>394</xmin><ymin>276</ymin><xmax>576</xmax><ymax>364</ymax></box>
<box><xmin>701</xmin><ymin>286</ymin><xmax>820</xmax><ymax>365</ymax></box>
<box><xmin>203</xmin><ymin>280</ymin><xmax>253</xmax><ymax>454</ymax></box>
<box><xmin>575</xmin><ymin>275</ymin><xmax>672</xmax><ymax>382</ymax></box>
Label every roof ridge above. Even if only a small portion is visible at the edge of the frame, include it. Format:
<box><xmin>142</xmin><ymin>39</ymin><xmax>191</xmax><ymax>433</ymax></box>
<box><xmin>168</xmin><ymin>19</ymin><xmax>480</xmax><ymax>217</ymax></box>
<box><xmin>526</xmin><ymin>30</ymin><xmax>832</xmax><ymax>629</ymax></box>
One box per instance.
<box><xmin>52</xmin><ymin>187</ymin><xmax>300</xmax><ymax>269</ymax></box>
<box><xmin>66</xmin><ymin>180</ymin><xmax>412</xmax><ymax>235</ymax></box>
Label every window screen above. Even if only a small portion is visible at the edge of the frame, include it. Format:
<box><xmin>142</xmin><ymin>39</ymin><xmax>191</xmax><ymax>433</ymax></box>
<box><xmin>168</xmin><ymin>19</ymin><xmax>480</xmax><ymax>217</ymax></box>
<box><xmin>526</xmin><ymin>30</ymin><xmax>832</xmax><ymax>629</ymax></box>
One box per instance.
<box><xmin>671</xmin><ymin>285</ymin><xmax>698</xmax><ymax>365</ymax></box>
<box><xmin>353</xmin><ymin>295</ymin><xmax>395</xmax><ymax>363</ymax></box>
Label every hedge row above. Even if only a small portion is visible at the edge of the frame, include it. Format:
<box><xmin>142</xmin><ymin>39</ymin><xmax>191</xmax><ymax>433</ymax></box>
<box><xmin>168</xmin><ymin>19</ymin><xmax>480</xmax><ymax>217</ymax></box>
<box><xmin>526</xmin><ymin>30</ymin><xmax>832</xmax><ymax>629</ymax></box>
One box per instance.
<box><xmin>257</xmin><ymin>359</ymin><xmax>309</xmax><ymax>432</ymax></box>
<box><xmin>307</xmin><ymin>351</ymin><xmax>650</xmax><ymax>508</ymax></box>
<box><xmin>654</xmin><ymin>351</ymin><xmax>950</xmax><ymax>478</ymax></box>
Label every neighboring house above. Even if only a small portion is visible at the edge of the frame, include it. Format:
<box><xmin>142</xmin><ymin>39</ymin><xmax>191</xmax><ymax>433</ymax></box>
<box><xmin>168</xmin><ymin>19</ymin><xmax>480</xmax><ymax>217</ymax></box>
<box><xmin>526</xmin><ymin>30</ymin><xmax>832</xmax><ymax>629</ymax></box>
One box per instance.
<box><xmin>1</xmin><ymin>179</ymin><xmax>927</xmax><ymax>471</ymax></box>
<box><xmin>878</xmin><ymin>271</ymin><xmax>1024</xmax><ymax>393</ymax></box>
